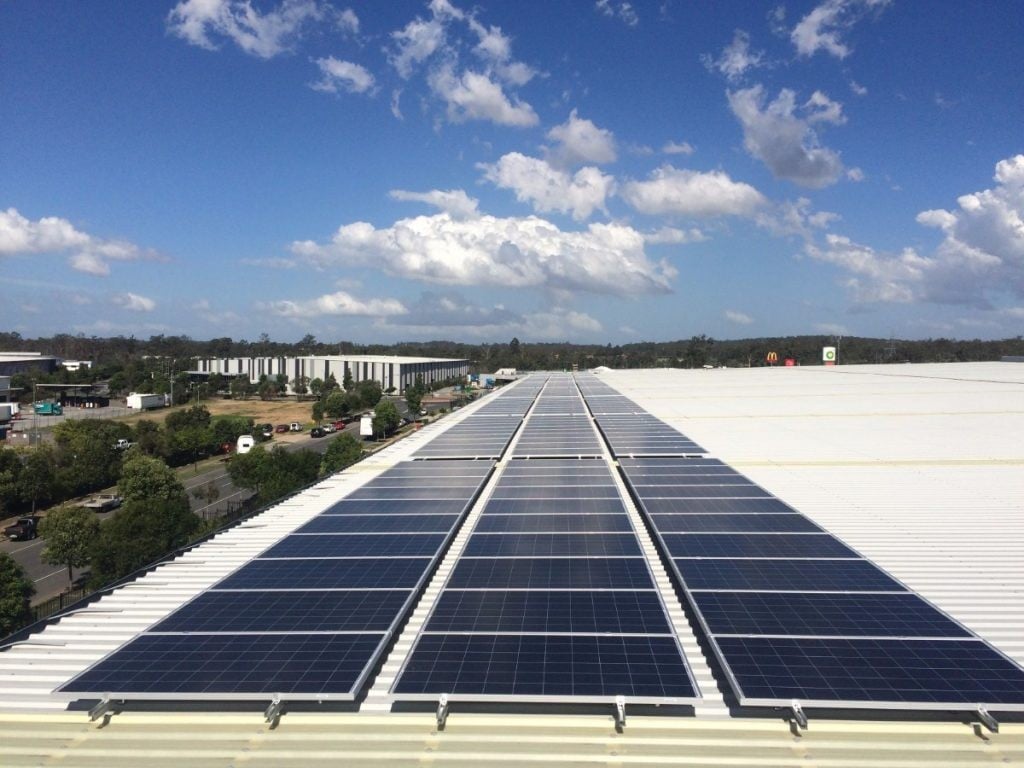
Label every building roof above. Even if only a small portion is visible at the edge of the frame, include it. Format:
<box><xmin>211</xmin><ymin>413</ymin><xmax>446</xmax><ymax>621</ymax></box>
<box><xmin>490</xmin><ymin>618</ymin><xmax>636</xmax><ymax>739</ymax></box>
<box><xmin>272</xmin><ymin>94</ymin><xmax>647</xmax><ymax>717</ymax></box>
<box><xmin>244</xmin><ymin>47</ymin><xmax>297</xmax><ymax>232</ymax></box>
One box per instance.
<box><xmin>0</xmin><ymin>362</ymin><xmax>1021</xmax><ymax>764</ymax></box>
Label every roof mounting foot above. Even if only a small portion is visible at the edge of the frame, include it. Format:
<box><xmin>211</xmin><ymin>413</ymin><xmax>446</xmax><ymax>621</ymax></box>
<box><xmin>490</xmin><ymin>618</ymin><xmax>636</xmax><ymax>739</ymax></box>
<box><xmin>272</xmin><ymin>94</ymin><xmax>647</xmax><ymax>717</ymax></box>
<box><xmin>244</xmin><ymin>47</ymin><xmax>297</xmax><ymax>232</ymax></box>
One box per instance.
<box><xmin>614</xmin><ymin>695</ymin><xmax>627</xmax><ymax>731</ymax></box>
<box><xmin>264</xmin><ymin>694</ymin><xmax>284</xmax><ymax>726</ymax></box>
<box><xmin>436</xmin><ymin>694</ymin><xmax>450</xmax><ymax>730</ymax></box>
<box><xmin>89</xmin><ymin>695</ymin><xmax>114</xmax><ymax>723</ymax></box>
<box><xmin>789</xmin><ymin>700</ymin><xmax>808</xmax><ymax>730</ymax></box>
<box><xmin>977</xmin><ymin>706</ymin><xmax>998</xmax><ymax>733</ymax></box>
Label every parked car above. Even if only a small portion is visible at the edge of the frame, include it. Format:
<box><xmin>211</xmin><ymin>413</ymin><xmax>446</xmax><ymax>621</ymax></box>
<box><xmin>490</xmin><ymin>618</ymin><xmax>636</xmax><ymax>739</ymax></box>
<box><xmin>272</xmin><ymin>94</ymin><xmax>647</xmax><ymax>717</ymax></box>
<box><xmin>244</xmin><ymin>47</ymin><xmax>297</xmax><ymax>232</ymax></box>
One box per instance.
<box><xmin>333</xmin><ymin>420</ymin><xmax>346</xmax><ymax>430</ymax></box>
<box><xmin>260</xmin><ymin>423</ymin><xmax>274</xmax><ymax>439</ymax></box>
<box><xmin>322</xmin><ymin>423</ymin><xmax>335</xmax><ymax>433</ymax></box>
<box><xmin>289</xmin><ymin>422</ymin><xmax>303</xmax><ymax>432</ymax></box>
<box><xmin>310</xmin><ymin>427</ymin><xmax>326</xmax><ymax>438</ymax></box>
<box><xmin>275</xmin><ymin>424</ymin><xmax>289</xmax><ymax>433</ymax></box>
<box><xmin>4</xmin><ymin>516</ymin><xmax>39</xmax><ymax>540</ymax></box>
<box><xmin>236</xmin><ymin>435</ymin><xmax>256</xmax><ymax>454</ymax></box>
<box><xmin>81</xmin><ymin>493</ymin><xmax>123</xmax><ymax>512</ymax></box>
<box><xmin>112</xmin><ymin>438</ymin><xmax>134</xmax><ymax>450</ymax></box>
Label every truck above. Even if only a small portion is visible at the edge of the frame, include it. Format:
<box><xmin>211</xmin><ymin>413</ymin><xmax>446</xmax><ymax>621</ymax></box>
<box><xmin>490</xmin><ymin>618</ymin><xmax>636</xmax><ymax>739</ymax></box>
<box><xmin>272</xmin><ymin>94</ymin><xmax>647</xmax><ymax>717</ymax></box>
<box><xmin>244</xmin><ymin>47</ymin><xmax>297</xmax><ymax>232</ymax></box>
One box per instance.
<box><xmin>81</xmin><ymin>493</ymin><xmax>123</xmax><ymax>512</ymax></box>
<box><xmin>33</xmin><ymin>402</ymin><xmax>63</xmax><ymax>416</ymax></box>
<box><xmin>4</xmin><ymin>516</ymin><xmax>39</xmax><ymax>540</ymax></box>
<box><xmin>359</xmin><ymin>414</ymin><xmax>373</xmax><ymax>438</ymax></box>
<box><xmin>236</xmin><ymin>435</ymin><xmax>256</xmax><ymax>454</ymax></box>
<box><xmin>0</xmin><ymin>402</ymin><xmax>21</xmax><ymax>420</ymax></box>
<box><xmin>126</xmin><ymin>393</ymin><xmax>167</xmax><ymax>410</ymax></box>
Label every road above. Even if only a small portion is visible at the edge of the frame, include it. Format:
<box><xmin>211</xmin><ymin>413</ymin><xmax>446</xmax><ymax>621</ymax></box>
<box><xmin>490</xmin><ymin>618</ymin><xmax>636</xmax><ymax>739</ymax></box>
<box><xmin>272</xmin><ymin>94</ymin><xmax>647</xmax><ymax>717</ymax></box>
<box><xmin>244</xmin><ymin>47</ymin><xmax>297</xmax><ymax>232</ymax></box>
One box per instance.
<box><xmin>1</xmin><ymin>422</ymin><xmax>364</xmax><ymax>605</ymax></box>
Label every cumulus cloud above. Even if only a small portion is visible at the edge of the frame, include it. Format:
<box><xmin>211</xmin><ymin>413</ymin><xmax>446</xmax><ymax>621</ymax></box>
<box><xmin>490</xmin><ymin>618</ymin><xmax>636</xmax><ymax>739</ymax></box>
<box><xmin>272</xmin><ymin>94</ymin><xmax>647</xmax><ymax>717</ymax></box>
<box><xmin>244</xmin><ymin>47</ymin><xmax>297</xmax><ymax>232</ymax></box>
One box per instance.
<box><xmin>546</xmin><ymin>110</ymin><xmax>617</xmax><ymax>167</ymax></box>
<box><xmin>701</xmin><ymin>30</ymin><xmax>765</xmax><ymax>82</ymax></box>
<box><xmin>389</xmin><ymin>188</ymin><xmax>480</xmax><ymax>219</ymax></box>
<box><xmin>167</xmin><ymin>0</ymin><xmax>323</xmax><ymax>58</ymax></box>
<box><xmin>757</xmin><ymin>197</ymin><xmax>840</xmax><ymax>241</ymax></box>
<box><xmin>791</xmin><ymin>0</ymin><xmax>891</xmax><ymax>59</ymax></box>
<box><xmin>644</xmin><ymin>227</ymin><xmax>707</xmax><ymax>245</ymax></box>
<box><xmin>113</xmin><ymin>292</ymin><xmax>156</xmax><ymax>312</ymax></box>
<box><xmin>662</xmin><ymin>140</ymin><xmax>695</xmax><ymax>156</ymax></box>
<box><xmin>311</xmin><ymin>57</ymin><xmax>375</xmax><ymax>93</ymax></box>
<box><xmin>269</xmin><ymin>290</ymin><xmax>408</xmax><ymax>318</ymax></box>
<box><xmin>846</xmin><ymin>167</ymin><xmax>865</xmax><ymax>182</ymax></box>
<box><xmin>428</xmin><ymin>64</ymin><xmax>538</xmax><ymax>126</ymax></box>
<box><xmin>387</xmin><ymin>14</ymin><xmax>446</xmax><ymax>78</ymax></box>
<box><xmin>480</xmin><ymin>153</ymin><xmax>614</xmax><ymax>220</ymax></box>
<box><xmin>0</xmin><ymin>207</ymin><xmax>154</xmax><ymax>276</ymax></box>
<box><xmin>620</xmin><ymin>165</ymin><xmax>766</xmax><ymax>218</ymax></box>
<box><xmin>595</xmin><ymin>0</ymin><xmax>638</xmax><ymax>27</ymax></box>
<box><xmin>290</xmin><ymin>212</ymin><xmax>677</xmax><ymax>297</ymax></box>
<box><xmin>336</xmin><ymin>7</ymin><xmax>359</xmax><ymax>34</ymax></box>
<box><xmin>725</xmin><ymin>309</ymin><xmax>754</xmax><ymax>324</ymax></box>
<box><xmin>728</xmin><ymin>85</ymin><xmax>845</xmax><ymax>188</ymax></box>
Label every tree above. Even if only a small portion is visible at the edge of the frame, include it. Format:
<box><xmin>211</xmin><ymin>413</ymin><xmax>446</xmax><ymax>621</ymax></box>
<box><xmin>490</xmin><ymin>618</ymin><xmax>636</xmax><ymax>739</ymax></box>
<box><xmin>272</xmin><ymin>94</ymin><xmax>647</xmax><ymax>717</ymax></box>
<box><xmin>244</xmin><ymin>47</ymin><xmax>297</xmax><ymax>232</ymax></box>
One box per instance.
<box><xmin>405</xmin><ymin>374</ymin><xmax>426</xmax><ymax>416</ymax></box>
<box><xmin>52</xmin><ymin>420</ymin><xmax>129</xmax><ymax>498</ymax></box>
<box><xmin>311</xmin><ymin>401</ymin><xmax>325</xmax><ymax>424</ymax></box>
<box><xmin>89</xmin><ymin>496</ymin><xmax>200</xmax><ymax>587</ymax></box>
<box><xmin>324</xmin><ymin>390</ymin><xmax>351</xmax><ymax>418</ymax></box>
<box><xmin>229</xmin><ymin>377</ymin><xmax>252</xmax><ymax>400</ymax></box>
<box><xmin>342</xmin><ymin>368</ymin><xmax>354</xmax><ymax>391</ymax></box>
<box><xmin>133</xmin><ymin>419</ymin><xmax>165</xmax><ymax>457</ymax></box>
<box><xmin>257</xmin><ymin>379</ymin><xmax>279</xmax><ymax>400</ymax></box>
<box><xmin>372</xmin><ymin>400</ymin><xmax>401</xmax><ymax>438</ymax></box>
<box><xmin>39</xmin><ymin>506</ymin><xmax>99</xmax><ymax>587</ymax></box>
<box><xmin>309</xmin><ymin>377</ymin><xmax>325</xmax><ymax>401</ymax></box>
<box><xmin>165</xmin><ymin>405</ymin><xmax>214</xmax><ymax>468</ymax></box>
<box><xmin>323</xmin><ymin>373</ymin><xmax>339</xmax><ymax>393</ymax></box>
<box><xmin>353</xmin><ymin>380</ymin><xmax>383</xmax><ymax>409</ymax></box>
<box><xmin>293</xmin><ymin>375</ymin><xmax>309</xmax><ymax>400</ymax></box>
<box><xmin>0</xmin><ymin>553</ymin><xmax>33</xmax><ymax>636</ymax></box>
<box><xmin>18</xmin><ymin>444</ymin><xmax>57</xmax><ymax>513</ymax></box>
<box><xmin>510</xmin><ymin>337</ymin><xmax>521</xmax><ymax>355</ymax></box>
<box><xmin>320</xmin><ymin>433</ymin><xmax>363</xmax><ymax>475</ymax></box>
<box><xmin>227</xmin><ymin>445</ymin><xmax>320</xmax><ymax>504</ymax></box>
<box><xmin>118</xmin><ymin>453</ymin><xmax>188</xmax><ymax>505</ymax></box>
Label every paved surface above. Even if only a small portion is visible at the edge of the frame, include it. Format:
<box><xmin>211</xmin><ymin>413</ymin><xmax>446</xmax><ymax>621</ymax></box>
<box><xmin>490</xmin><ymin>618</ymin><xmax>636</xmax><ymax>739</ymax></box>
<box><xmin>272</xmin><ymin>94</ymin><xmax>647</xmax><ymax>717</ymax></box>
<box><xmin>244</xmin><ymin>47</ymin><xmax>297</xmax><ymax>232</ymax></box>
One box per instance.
<box><xmin>1</xmin><ymin>421</ymin><xmax>365</xmax><ymax>605</ymax></box>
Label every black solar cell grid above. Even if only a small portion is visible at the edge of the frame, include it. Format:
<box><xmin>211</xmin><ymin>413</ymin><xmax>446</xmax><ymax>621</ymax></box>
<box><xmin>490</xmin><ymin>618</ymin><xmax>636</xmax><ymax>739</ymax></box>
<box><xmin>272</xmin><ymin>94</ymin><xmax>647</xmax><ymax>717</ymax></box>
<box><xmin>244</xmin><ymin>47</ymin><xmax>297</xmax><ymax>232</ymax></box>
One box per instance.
<box><xmin>264</xmin><ymin>533</ymin><xmax>449</xmax><ymax>559</ymax></box>
<box><xmin>447</xmin><ymin>557</ymin><xmax>653</xmax><ymax>590</ymax></box>
<box><xmin>661</xmin><ymin>533</ymin><xmax>858</xmax><ymax>559</ymax></box>
<box><xmin>218</xmin><ymin>557</ymin><xmax>434</xmax><ymax>590</ymax></box>
<box><xmin>676</xmin><ymin>558</ymin><xmax>906</xmax><ymax>592</ymax></box>
<box><xmin>465</xmin><ymin>532</ymin><xmax>643</xmax><ymax>557</ymax></box>
<box><xmin>297</xmin><ymin>514</ymin><xmax>460</xmax><ymax>534</ymax></box>
<box><xmin>474</xmin><ymin>513</ymin><xmax>633</xmax><ymax>533</ymax></box>
<box><xmin>650</xmin><ymin>513</ymin><xmax>822</xmax><ymax>533</ymax></box>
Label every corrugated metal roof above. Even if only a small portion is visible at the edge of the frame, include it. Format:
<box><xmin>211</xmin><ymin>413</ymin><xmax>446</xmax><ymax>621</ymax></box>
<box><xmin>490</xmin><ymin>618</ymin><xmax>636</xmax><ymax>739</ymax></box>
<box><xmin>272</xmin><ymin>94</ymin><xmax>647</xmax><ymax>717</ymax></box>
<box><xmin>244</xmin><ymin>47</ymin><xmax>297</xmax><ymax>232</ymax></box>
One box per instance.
<box><xmin>0</xmin><ymin>363</ymin><xmax>1021</xmax><ymax>764</ymax></box>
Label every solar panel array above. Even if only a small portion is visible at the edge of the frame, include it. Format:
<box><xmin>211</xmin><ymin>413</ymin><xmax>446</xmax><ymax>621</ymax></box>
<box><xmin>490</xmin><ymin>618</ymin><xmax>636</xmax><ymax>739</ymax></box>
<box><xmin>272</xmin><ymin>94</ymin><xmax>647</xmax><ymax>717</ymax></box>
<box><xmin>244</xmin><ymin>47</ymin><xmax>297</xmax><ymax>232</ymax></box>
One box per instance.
<box><xmin>391</xmin><ymin>455</ymin><xmax>700</xmax><ymax>702</ymax></box>
<box><xmin>61</xmin><ymin>459</ymin><xmax>494</xmax><ymax>700</ymax></box>
<box><xmin>512</xmin><ymin>381</ymin><xmax>603</xmax><ymax>458</ymax></box>
<box><xmin>576</xmin><ymin>373</ymin><xmax>706</xmax><ymax>456</ymax></box>
<box><xmin>616</xmin><ymin>456</ymin><xmax>1024</xmax><ymax>710</ymax></box>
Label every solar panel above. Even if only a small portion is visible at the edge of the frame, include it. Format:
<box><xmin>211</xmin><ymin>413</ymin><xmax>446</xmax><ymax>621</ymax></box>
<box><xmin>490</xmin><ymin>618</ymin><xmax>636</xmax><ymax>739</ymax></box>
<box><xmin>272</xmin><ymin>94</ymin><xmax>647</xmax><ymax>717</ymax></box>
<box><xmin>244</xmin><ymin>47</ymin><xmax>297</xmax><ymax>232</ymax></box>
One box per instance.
<box><xmin>618</xmin><ymin>455</ymin><xmax>1024</xmax><ymax>712</ymax></box>
<box><xmin>60</xmin><ymin>458</ymin><xmax>494</xmax><ymax>701</ymax></box>
<box><xmin>392</xmin><ymin>451</ymin><xmax>701</xmax><ymax>705</ymax></box>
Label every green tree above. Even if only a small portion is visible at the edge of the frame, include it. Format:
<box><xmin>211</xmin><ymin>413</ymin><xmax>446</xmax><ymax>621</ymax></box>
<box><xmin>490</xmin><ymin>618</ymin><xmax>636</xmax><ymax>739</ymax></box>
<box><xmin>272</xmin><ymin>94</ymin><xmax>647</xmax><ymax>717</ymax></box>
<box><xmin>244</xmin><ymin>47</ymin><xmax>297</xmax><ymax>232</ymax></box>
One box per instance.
<box><xmin>210</xmin><ymin>415</ymin><xmax>254</xmax><ymax>447</ymax></box>
<box><xmin>324</xmin><ymin>390</ymin><xmax>351</xmax><ymax>418</ymax></box>
<box><xmin>18</xmin><ymin>444</ymin><xmax>57</xmax><ymax>513</ymax></box>
<box><xmin>510</xmin><ymin>337</ymin><xmax>521</xmax><ymax>355</ymax></box>
<box><xmin>309</xmin><ymin>377</ymin><xmax>325</xmax><ymax>401</ymax></box>
<box><xmin>311</xmin><ymin>401</ymin><xmax>325</xmax><ymax>424</ymax></box>
<box><xmin>0</xmin><ymin>553</ymin><xmax>33</xmax><ymax>636</ymax></box>
<box><xmin>229</xmin><ymin>377</ymin><xmax>252</xmax><ymax>400</ymax></box>
<box><xmin>133</xmin><ymin>419</ymin><xmax>166</xmax><ymax>457</ymax></box>
<box><xmin>39</xmin><ymin>506</ymin><xmax>99</xmax><ymax>587</ymax></box>
<box><xmin>165</xmin><ymin>405</ymin><xmax>214</xmax><ymax>468</ymax></box>
<box><xmin>372</xmin><ymin>400</ymin><xmax>401</xmax><ymax>438</ymax></box>
<box><xmin>354</xmin><ymin>380</ymin><xmax>383</xmax><ymax>409</ymax></box>
<box><xmin>52</xmin><ymin>419</ymin><xmax>130</xmax><ymax>497</ymax></box>
<box><xmin>320</xmin><ymin>433</ymin><xmax>363</xmax><ymax>475</ymax></box>
<box><xmin>89</xmin><ymin>496</ymin><xmax>200</xmax><ymax>587</ymax></box>
<box><xmin>257</xmin><ymin>379</ymin><xmax>279</xmax><ymax>400</ymax></box>
<box><xmin>227</xmin><ymin>445</ymin><xmax>319</xmax><ymax>504</ymax></box>
<box><xmin>0</xmin><ymin>450</ymin><xmax>22</xmax><ymax>516</ymax></box>
<box><xmin>323</xmin><ymin>373</ymin><xmax>339</xmax><ymax>393</ymax></box>
<box><xmin>342</xmin><ymin>368</ymin><xmax>354</xmax><ymax>391</ymax></box>
<box><xmin>293</xmin><ymin>375</ymin><xmax>309</xmax><ymax>400</ymax></box>
<box><xmin>405</xmin><ymin>374</ymin><xmax>426</xmax><ymax>416</ymax></box>
<box><xmin>118</xmin><ymin>453</ymin><xmax>188</xmax><ymax>505</ymax></box>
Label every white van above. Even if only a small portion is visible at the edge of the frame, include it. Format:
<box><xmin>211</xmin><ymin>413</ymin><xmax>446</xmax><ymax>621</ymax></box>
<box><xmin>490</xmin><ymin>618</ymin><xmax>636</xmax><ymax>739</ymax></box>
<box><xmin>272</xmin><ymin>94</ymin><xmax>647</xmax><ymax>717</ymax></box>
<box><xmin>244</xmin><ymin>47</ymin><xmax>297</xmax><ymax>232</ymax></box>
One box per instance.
<box><xmin>236</xmin><ymin>435</ymin><xmax>256</xmax><ymax>454</ymax></box>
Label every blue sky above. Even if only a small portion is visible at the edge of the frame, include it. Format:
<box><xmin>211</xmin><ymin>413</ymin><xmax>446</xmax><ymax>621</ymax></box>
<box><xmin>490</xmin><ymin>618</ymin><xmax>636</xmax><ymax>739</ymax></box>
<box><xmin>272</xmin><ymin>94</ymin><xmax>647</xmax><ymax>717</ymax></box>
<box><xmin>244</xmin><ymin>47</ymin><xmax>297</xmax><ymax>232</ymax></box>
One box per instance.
<box><xmin>2</xmin><ymin>0</ymin><xmax>1022</xmax><ymax>343</ymax></box>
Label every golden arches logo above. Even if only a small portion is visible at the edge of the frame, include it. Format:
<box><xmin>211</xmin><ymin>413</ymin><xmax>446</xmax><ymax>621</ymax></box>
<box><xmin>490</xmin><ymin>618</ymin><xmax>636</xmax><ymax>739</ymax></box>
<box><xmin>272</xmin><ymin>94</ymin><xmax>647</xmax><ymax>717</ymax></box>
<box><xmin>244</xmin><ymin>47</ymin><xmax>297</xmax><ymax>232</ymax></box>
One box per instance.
<box><xmin>766</xmin><ymin>351</ymin><xmax>778</xmax><ymax>364</ymax></box>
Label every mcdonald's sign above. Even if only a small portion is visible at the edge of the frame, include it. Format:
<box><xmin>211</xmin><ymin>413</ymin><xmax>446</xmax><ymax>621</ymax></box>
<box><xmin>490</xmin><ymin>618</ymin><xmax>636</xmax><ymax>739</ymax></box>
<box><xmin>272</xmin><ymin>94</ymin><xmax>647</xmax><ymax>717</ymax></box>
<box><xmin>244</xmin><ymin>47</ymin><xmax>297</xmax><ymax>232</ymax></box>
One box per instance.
<box><xmin>766</xmin><ymin>351</ymin><xmax>778</xmax><ymax>364</ymax></box>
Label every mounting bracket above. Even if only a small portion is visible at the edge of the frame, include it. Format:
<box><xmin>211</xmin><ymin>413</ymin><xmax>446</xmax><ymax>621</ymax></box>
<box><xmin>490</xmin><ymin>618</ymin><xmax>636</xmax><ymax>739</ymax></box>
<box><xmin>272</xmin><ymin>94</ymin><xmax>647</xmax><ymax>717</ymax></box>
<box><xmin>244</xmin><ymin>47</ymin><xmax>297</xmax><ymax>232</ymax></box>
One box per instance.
<box><xmin>264</xmin><ymin>694</ymin><xmax>284</xmax><ymax>725</ymax></box>
<box><xmin>976</xmin><ymin>706</ymin><xmax>999</xmax><ymax>733</ymax></box>
<box><xmin>789</xmin><ymin>700</ymin><xmax>808</xmax><ymax>730</ymax></box>
<box><xmin>614</xmin><ymin>695</ymin><xmax>627</xmax><ymax>730</ymax></box>
<box><xmin>436</xmin><ymin>693</ymin><xmax>450</xmax><ymax>730</ymax></box>
<box><xmin>89</xmin><ymin>695</ymin><xmax>114</xmax><ymax>722</ymax></box>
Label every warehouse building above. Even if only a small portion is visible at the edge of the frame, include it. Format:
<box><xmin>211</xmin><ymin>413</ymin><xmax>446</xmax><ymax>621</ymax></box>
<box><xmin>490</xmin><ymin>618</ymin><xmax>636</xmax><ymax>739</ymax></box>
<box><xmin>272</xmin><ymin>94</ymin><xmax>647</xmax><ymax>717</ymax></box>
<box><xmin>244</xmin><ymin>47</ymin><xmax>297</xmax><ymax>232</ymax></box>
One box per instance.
<box><xmin>193</xmin><ymin>354</ymin><xmax>469</xmax><ymax>394</ymax></box>
<box><xmin>0</xmin><ymin>351</ymin><xmax>60</xmax><ymax>376</ymax></box>
<box><xmin>0</xmin><ymin>362</ymin><xmax>1021</xmax><ymax>765</ymax></box>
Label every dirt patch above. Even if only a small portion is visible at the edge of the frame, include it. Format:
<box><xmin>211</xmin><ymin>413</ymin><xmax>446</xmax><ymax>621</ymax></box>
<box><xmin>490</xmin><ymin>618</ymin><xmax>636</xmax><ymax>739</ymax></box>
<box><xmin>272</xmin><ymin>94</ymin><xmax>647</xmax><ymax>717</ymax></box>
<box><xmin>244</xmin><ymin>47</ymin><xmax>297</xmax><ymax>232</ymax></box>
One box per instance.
<box><xmin>113</xmin><ymin>397</ymin><xmax>319</xmax><ymax>434</ymax></box>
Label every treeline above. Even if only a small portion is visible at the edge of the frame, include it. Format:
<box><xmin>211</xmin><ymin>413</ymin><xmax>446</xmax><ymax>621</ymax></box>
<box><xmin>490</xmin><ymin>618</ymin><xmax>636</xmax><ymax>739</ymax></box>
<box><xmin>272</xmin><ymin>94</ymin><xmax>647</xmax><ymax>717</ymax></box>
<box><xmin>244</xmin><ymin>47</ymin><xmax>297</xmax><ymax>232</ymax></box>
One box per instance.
<box><xmin>2</xmin><ymin>331</ymin><xmax>1022</xmax><ymax>379</ymax></box>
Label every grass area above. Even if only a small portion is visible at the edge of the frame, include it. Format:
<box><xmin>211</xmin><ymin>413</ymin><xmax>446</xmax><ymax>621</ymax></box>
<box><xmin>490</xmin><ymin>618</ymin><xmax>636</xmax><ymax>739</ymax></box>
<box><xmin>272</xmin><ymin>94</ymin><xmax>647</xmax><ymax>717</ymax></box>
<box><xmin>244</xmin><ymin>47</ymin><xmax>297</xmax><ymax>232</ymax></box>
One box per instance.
<box><xmin>112</xmin><ymin>396</ymin><xmax>318</xmax><ymax>430</ymax></box>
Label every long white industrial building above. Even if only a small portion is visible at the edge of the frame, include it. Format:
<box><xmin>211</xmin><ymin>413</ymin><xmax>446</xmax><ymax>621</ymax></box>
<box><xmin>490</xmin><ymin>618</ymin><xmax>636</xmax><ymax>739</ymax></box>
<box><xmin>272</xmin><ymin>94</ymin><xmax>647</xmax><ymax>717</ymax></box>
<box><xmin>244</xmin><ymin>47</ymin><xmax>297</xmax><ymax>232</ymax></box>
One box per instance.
<box><xmin>0</xmin><ymin>361</ymin><xmax>1021</xmax><ymax>765</ymax></box>
<box><xmin>193</xmin><ymin>354</ymin><xmax>469</xmax><ymax>394</ymax></box>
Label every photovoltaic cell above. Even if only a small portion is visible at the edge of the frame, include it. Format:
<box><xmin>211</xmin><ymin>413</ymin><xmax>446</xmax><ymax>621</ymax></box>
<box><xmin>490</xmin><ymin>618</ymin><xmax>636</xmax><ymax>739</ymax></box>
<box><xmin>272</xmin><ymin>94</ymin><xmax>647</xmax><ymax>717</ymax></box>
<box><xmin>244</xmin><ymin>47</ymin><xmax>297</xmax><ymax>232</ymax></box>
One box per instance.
<box><xmin>676</xmin><ymin>558</ymin><xmax>904</xmax><ymax>593</ymax></box>
<box><xmin>218</xmin><ymin>557</ymin><xmax>434</xmax><ymax>591</ymax></box>
<box><xmin>264</xmin><ymin>533</ymin><xmax>448</xmax><ymax>559</ymax></box>
<box><xmin>662</xmin><ymin>533</ymin><xmax>857</xmax><ymax>559</ymax></box>
<box><xmin>474</xmin><ymin>514</ymin><xmax>633</xmax><ymax>533</ymax></box>
<box><xmin>650</xmin><ymin>514</ymin><xmax>822</xmax><ymax>533</ymax></box>
<box><xmin>465</xmin><ymin>533</ymin><xmax>642</xmax><ymax>557</ymax></box>
<box><xmin>447</xmin><ymin>557</ymin><xmax>654</xmax><ymax>590</ymax></box>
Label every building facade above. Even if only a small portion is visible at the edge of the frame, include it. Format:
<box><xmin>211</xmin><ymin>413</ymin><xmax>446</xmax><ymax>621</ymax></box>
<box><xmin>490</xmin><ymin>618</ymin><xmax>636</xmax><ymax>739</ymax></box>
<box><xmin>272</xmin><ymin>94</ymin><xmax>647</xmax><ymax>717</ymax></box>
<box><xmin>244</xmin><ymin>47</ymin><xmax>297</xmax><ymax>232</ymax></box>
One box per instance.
<box><xmin>193</xmin><ymin>354</ymin><xmax>469</xmax><ymax>394</ymax></box>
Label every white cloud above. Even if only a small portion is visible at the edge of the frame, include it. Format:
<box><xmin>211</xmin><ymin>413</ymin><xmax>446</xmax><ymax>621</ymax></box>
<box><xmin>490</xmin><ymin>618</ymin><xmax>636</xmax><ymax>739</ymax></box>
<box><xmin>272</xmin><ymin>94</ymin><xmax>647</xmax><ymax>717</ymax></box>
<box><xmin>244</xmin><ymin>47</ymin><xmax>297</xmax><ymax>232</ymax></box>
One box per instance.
<box><xmin>725</xmin><ymin>309</ymin><xmax>754</xmax><ymax>325</ymax></box>
<box><xmin>595</xmin><ymin>0</ymin><xmax>638</xmax><ymax>27</ymax></box>
<box><xmin>701</xmin><ymin>30</ymin><xmax>765</xmax><ymax>82</ymax></box>
<box><xmin>387</xmin><ymin>16</ymin><xmax>446</xmax><ymax>78</ymax></box>
<box><xmin>270</xmin><ymin>290</ymin><xmax>408</xmax><ymax>318</ymax></box>
<box><xmin>791</xmin><ymin>0</ymin><xmax>892</xmax><ymax>59</ymax></box>
<box><xmin>428</xmin><ymin>64</ymin><xmax>538</xmax><ymax>127</ymax></box>
<box><xmin>167</xmin><ymin>0</ymin><xmax>323</xmax><ymax>58</ymax></box>
<box><xmin>522</xmin><ymin>308</ymin><xmax>603</xmax><ymax>337</ymax></box>
<box><xmin>390</xmin><ymin>89</ymin><xmax>403</xmax><ymax>119</ymax></box>
<box><xmin>337</xmin><ymin>7</ymin><xmax>359</xmax><ymax>35</ymax></box>
<box><xmin>728</xmin><ymin>85</ymin><xmax>845</xmax><ymax>188</ymax></box>
<box><xmin>620</xmin><ymin>165</ymin><xmax>766</xmax><ymax>218</ymax></box>
<box><xmin>480</xmin><ymin>153</ymin><xmax>614</xmax><ymax>221</ymax></box>
<box><xmin>311</xmin><ymin>57</ymin><xmax>375</xmax><ymax>94</ymax></box>
<box><xmin>389</xmin><ymin>188</ymin><xmax>479</xmax><ymax>219</ymax></box>
<box><xmin>113</xmin><ymin>292</ymin><xmax>156</xmax><ymax>312</ymax></box>
<box><xmin>290</xmin><ymin>212</ymin><xmax>677</xmax><ymax>297</ymax></box>
<box><xmin>240</xmin><ymin>256</ymin><xmax>298</xmax><ymax>269</ymax></box>
<box><xmin>546</xmin><ymin>110</ymin><xmax>617</xmax><ymax>167</ymax></box>
<box><xmin>757</xmin><ymin>197</ymin><xmax>840</xmax><ymax>240</ymax></box>
<box><xmin>814</xmin><ymin>322</ymin><xmax>850</xmax><ymax>335</ymax></box>
<box><xmin>644</xmin><ymin>227</ymin><xmax>707</xmax><ymax>245</ymax></box>
<box><xmin>193</xmin><ymin>298</ymin><xmax>241</xmax><ymax>325</ymax></box>
<box><xmin>849</xmin><ymin>80</ymin><xmax>868</xmax><ymax>96</ymax></box>
<box><xmin>847</xmin><ymin>167</ymin><xmax>865</xmax><ymax>182</ymax></box>
<box><xmin>662</xmin><ymin>140</ymin><xmax>695</xmax><ymax>156</ymax></box>
<box><xmin>0</xmin><ymin>207</ymin><xmax>154</xmax><ymax>276</ymax></box>
<box><xmin>465</xmin><ymin>18</ymin><xmax>536</xmax><ymax>85</ymax></box>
